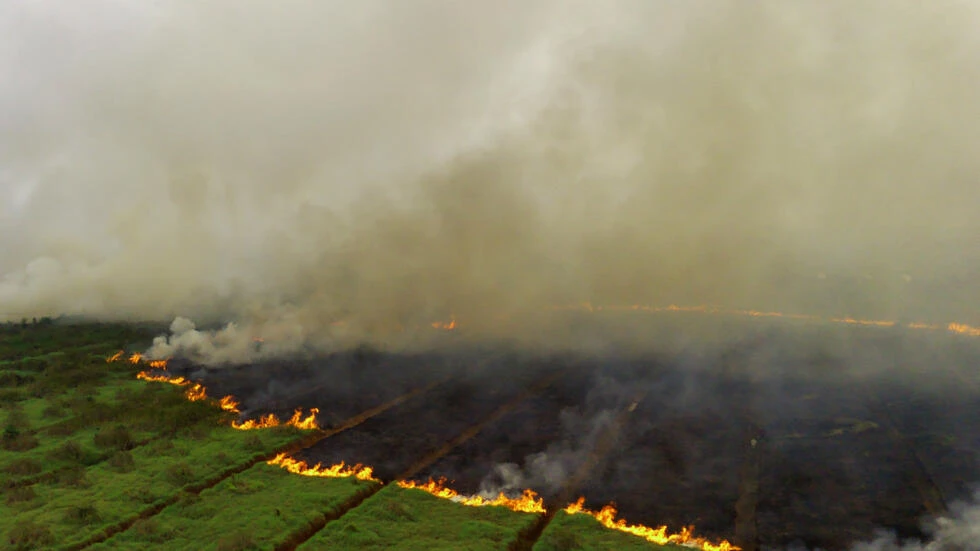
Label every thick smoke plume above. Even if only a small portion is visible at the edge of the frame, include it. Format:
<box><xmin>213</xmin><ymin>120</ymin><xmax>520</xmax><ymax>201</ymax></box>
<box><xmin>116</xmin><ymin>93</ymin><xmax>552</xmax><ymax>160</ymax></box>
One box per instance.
<box><xmin>2</xmin><ymin>1</ymin><xmax>980</xmax><ymax>360</ymax></box>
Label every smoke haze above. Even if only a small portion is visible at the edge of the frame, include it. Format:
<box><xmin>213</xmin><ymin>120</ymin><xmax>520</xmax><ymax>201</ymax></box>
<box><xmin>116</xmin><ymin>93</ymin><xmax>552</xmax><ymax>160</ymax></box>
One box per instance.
<box><xmin>2</xmin><ymin>0</ymin><xmax>980</xmax><ymax>358</ymax></box>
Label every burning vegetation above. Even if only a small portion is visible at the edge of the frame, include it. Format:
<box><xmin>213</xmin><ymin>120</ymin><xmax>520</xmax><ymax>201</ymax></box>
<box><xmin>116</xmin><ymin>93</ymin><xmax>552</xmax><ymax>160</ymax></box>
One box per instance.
<box><xmin>267</xmin><ymin>452</ymin><xmax>378</xmax><ymax>482</ymax></box>
<box><xmin>397</xmin><ymin>478</ymin><xmax>546</xmax><ymax>514</ymax></box>
<box><xmin>563</xmin><ymin>497</ymin><xmax>739</xmax><ymax>551</ymax></box>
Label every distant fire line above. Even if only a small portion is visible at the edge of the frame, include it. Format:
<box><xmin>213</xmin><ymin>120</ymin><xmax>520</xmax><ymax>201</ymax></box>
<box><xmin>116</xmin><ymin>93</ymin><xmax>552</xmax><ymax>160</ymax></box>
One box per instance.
<box><xmin>107</xmin><ymin>353</ymin><xmax>318</xmax><ymax>430</ymax></box>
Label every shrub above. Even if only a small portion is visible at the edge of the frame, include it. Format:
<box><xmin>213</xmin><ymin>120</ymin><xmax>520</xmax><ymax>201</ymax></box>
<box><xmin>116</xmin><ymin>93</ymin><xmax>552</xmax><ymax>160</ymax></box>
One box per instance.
<box><xmin>165</xmin><ymin>462</ymin><xmax>196</xmax><ymax>486</ymax></box>
<box><xmin>57</xmin><ymin>465</ymin><xmax>89</xmax><ymax>488</ymax></box>
<box><xmin>243</xmin><ymin>433</ymin><xmax>265</xmax><ymax>452</ymax></box>
<box><xmin>109</xmin><ymin>450</ymin><xmax>136</xmax><ymax>472</ymax></box>
<box><xmin>63</xmin><ymin>504</ymin><xmax>101</xmax><ymax>525</ymax></box>
<box><xmin>50</xmin><ymin>440</ymin><xmax>85</xmax><ymax>463</ymax></box>
<box><xmin>3</xmin><ymin>458</ymin><xmax>43</xmax><ymax>476</ymax></box>
<box><xmin>216</xmin><ymin>531</ymin><xmax>259</xmax><ymax>551</ymax></box>
<box><xmin>94</xmin><ymin>426</ymin><xmax>134</xmax><ymax>450</ymax></box>
<box><xmin>5</xmin><ymin>486</ymin><xmax>37</xmax><ymax>505</ymax></box>
<box><xmin>7</xmin><ymin>520</ymin><xmax>54</xmax><ymax>551</ymax></box>
<box><xmin>41</xmin><ymin>404</ymin><xmax>64</xmax><ymax>419</ymax></box>
<box><xmin>1</xmin><ymin>428</ymin><xmax>38</xmax><ymax>452</ymax></box>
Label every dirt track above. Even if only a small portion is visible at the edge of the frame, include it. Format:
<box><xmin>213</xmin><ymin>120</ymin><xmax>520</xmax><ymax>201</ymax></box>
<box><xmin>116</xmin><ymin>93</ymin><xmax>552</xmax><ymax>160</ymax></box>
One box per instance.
<box><xmin>173</xmin><ymin>322</ymin><xmax>980</xmax><ymax>550</ymax></box>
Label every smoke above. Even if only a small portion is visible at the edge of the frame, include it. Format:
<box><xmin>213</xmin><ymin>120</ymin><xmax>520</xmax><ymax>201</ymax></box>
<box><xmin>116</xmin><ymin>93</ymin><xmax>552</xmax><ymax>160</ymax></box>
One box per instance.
<box><xmin>2</xmin><ymin>0</ymin><xmax>980</xmax><ymax>360</ymax></box>
<box><xmin>825</xmin><ymin>491</ymin><xmax>980</xmax><ymax>551</ymax></box>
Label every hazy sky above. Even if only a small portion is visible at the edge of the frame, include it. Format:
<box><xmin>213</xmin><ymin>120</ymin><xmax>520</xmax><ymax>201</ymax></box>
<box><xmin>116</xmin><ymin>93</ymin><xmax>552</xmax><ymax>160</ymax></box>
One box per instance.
<box><xmin>2</xmin><ymin>0</ymin><xmax>980</xmax><ymax>357</ymax></box>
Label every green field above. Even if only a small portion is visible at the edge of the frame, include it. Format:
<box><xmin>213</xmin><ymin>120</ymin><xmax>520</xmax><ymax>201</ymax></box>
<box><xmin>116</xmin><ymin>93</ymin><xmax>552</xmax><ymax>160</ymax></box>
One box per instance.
<box><xmin>1</xmin><ymin>320</ymin><xmax>684</xmax><ymax>551</ymax></box>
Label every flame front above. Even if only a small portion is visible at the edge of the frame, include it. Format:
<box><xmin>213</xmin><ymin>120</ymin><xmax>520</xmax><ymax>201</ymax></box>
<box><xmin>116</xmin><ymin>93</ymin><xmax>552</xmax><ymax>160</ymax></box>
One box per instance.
<box><xmin>563</xmin><ymin>497</ymin><xmax>739</xmax><ymax>551</ymax></box>
<box><xmin>431</xmin><ymin>316</ymin><xmax>457</xmax><ymax>331</ymax></box>
<box><xmin>397</xmin><ymin>478</ymin><xmax>545</xmax><ymax>514</ymax></box>
<box><xmin>231</xmin><ymin>408</ymin><xmax>319</xmax><ymax>431</ymax></box>
<box><xmin>267</xmin><ymin>453</ymin><xmax>377</xmax><ymax>482</ymax></box>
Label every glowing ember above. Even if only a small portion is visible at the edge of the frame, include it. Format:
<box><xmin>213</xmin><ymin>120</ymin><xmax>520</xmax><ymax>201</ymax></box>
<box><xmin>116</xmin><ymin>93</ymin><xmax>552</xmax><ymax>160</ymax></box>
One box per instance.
<box><xmin>232</xmin><ymin>408</ymin><xmax>320</xmax><ymax>431</ymax></box>
<box><xmin>267</xmin><ymin>453</ymin><xmax>378</xmax><ymax>482</ymax></box>
<box><xmin>397</xmin><ymin>478</ymin><xmax>545</xmax><ymax>514</ymax></box>
<box><xmin>563</xmin><ymin>497</ymin><xmax>739</xmax><ymax>551</ymax></box>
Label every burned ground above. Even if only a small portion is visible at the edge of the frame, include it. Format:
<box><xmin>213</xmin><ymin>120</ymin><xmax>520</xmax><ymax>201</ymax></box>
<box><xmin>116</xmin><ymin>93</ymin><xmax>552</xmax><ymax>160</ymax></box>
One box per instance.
<box><xmin>180</xmin><ymin>320</ymin><xmax>980</xmax><ymax>551</ymax></box>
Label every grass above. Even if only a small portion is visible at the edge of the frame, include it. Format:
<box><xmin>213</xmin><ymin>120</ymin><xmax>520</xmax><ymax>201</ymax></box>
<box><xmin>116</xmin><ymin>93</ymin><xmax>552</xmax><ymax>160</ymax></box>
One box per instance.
<box><xmin>533</xmin><ymin>512</ymin><xmax>685</xmax><ymax>551</ymax></box>
<box><xmin>91</xmin><ymin>463</ymin><xmax>377</xmax><ymax>550</ymax></box>
<box><xmin>301</xmin><ymin>485</ymin><xmax>539</xmax><ymax>551</ymax></box>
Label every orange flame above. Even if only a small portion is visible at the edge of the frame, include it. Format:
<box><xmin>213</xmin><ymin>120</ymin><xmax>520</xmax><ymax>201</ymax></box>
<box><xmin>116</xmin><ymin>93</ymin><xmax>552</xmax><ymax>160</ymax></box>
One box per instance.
<box><xmin>219</xmin><ymin>395</ymin><xmax>241</xmax><ymax>414</ymax></box>
<box><xmin>106</xmin><ymin>351</ymin><xmax>123</xmax><ymax>363</ymax></box>
<box><xmin>552</xmin><ymin>303</ymin><xmax>980</xmax><ymax>338</ymax></box>
<box><xmin>397</xmin><ymin>478</ymin><xmax>545</xmax><ymax>514</ymax></box>
<box><xmin>231</xmin><ymin>408</ymin><xmax>320</xmax><ymax>431</ymax></box>
<box><xmin>128</xmin><ymin>353</ymin><xmax>142</xmax><ymax>364</ymax></box>
<box><xmin>148</xmin><ymin>359</ymin><xmax>168</xmax><ymax>369</ymax></box>
<box><xmin>431</xmin><ymin>316</ymin><xmax>457</xmax><ymax>331</ymax></box>
<box><xmin>563</xmin><ymin>497</ymin><xmax>739</xmax><ymax>551</ymax></box>
<box><xmin>267</xmin><ymin>453</ymin><xmax>378</xmax><ymax>482</ymax></box>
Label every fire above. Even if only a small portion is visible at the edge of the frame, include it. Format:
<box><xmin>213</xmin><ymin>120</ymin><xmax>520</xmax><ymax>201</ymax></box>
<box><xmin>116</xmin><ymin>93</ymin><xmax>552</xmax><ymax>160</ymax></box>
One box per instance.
<box><xmin>267</xmin><ymin>453</ymin><xmax>378</xmax><ymax>482</ymax></box>
<box><xmin>219</xmin><ymin>395</ymin><xmax>241</xmax><ymax>414</ymax></box>
<box><xmin>551</xmin><ymin>303</ymin><xmax>980</xmax><ymax>338</ymax></box>
<box><xmin>431</xmin><ymin>316</ymin><xmax>457</xmax><ymax>331</ymax></box>
<box><xmin>148</xmin><ymin>359</ymin><xmax>168</xmax><ymax>369</ymax></box>
<box><xmin>563</xmin><ymin>497</ymin><xmax>739</xmax><ymax>551</ymax></box>
<box><xmin>948</xmin><ymin>322</ymin><xmax>980</xmax><ymax>337</ymax></box>
<box><xmin>128</xmin><ymin>353</ymin><xmax>142</xmax><ymax>364</ymax></box>
<box><xmin>231</xmin><ymin>408</ymin><xmax>320</xmax><ymax>431</ymax></box>
<box><xmin>106</xmin><ymin>351</ymin><xmax>123</xmax><ymax>363</ymax></box>
<box><xmin>397</xmin><ymin>478</ymin><xmax>546</xmax><ymax>514</ymax></box>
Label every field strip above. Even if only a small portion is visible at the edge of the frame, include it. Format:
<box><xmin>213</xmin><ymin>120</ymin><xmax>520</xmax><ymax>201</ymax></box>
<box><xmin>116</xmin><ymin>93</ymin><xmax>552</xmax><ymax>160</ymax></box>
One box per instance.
<box><xmin>510</xmin><ymin>391</ymin><xmax>647</xmax><ymax>551</ymax></box>
<box><xmin>734</xmin><ymin>423</ymin><xmax>764</xmax><ymax>551</ymax></box>
<box><xmin>273</xmin><ymin>371</ymin><xmax>562</xmax><ymax>551</ymax></box>
<box><xmin>67</xmin><ymin>378</ymin><xmax>448</xmax><ymax>551</ymax></box>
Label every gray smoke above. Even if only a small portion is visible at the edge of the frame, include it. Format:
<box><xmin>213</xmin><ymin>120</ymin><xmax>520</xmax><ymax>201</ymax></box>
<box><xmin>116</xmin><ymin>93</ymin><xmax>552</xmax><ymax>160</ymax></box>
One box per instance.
<box><xmin>1</xmin><ymin>0</ymin><xmax>980</xmax><ymax>362</ymax></box>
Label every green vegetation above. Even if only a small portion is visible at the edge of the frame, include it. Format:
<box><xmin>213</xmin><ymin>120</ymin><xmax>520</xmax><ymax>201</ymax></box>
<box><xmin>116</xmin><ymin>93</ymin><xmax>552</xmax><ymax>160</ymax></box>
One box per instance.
<box><xmin>92</xmin><ymin>463</ymin><xmax>376</xmax><ymax>551</ymax></box>
<box><xmin>534</xmin><ymin>512</ymin><xmax>685</xmax><ymax>551</ymax></box>
<box><xmin>302</xmin><ymin>485</ymin><xmax>538</xmax><ymax>551</ymax></box>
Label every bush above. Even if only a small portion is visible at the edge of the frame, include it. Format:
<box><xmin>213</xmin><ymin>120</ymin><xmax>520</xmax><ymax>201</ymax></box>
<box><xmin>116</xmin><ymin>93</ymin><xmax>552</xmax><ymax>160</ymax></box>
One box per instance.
<box><xmin>63</xmin><ymin>504</ymin><xmax>102</xmax><ymax>525</ymax></box>
<box><xmin>94</xmin><ymin>425</ymin><xmax>134</xmax><ymax>450</ymax></box>
<box><xmin>7</xmin><ymin>520</ymin><xmax>54</xmax><ymax>551</ymax></box>
<box><xmin>165</xmin><ymin>462</ymin><xmax>196</xmax><ymax>486</ymax></box>
<box><xmin>56</xmin><ymin>466</ymin><xmax>89</xmax><ymax>488</ymax></box>
<box><xmin>5</xmin><ymin>486</ymin><xmax>37</xmax><ymax>505</ymax></box>
<box><xmin>3</xmin><ymin>458</ymin><xmax>43</xmax><ymax>476</ymax></box>
<box><xmin>109</xmin><ymin>450</ymin><xmax>136</xmax><ymax>472</ymax></box>
<box><xmin>216</xmin><ymin>531</ymin><xmax>259</xmax><ymax>551</ymax></box>
<box><xmin>1</xmin><ymin>428</ymin><xmax>38</xmax><ymax>452</ymax></box>
<box><xmin>50</xmin><ymin>440</ymin><xmax>85</xmax><ymax>463</ymax></box>
<box><xmin>41</xmin><ymin>404</ymin><xmax>64</xmax><ymax>419</ymax></box>
<box><xmin>243</xmin><ymin>433</ymin><xmax>265</xmax><ymax>452</ymax></box>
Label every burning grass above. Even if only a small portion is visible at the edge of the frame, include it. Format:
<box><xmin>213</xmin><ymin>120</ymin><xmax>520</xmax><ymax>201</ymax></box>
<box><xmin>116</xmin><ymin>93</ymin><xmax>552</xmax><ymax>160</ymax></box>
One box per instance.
<box><xmin>303</xmin><ymin>484</ymin><xmax>539</xmax><ymax>551</ymax></box>
<box><xmin>398</xmin><ymin>477</ymin><xmax>545</xmax><ymax>513</ymax></box>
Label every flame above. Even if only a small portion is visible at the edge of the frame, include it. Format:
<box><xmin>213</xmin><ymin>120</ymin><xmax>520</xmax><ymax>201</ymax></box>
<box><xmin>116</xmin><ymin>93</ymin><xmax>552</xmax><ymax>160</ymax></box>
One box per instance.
<box><xmin>948</xmin><ymin>322</ymin><xmax>980</xmax><ymax>337</ymax></box>
<box><xmin>219</xmin><ymin>395</ymin><xmax>241</xmax><ymax>413</ymax></box>
<box><xmin>397</xmin><ymin>478</ymin><xmax>545</xmax><ymax>514</ymax></box>
<box><xmin>267</xmin><ymin>453</ymin><xmax>378</xmax><ymax>482</ymax></box>
<box><xmin>550</xmin><ymin>303</ymin><xmax>980</xmax><ymax>338</ymax></box>
<box><xmin>106</xmin><ymin>351</ymin><xmax>123</xmax><ymax>363</ymax></box>
<box><xmin>431</xmin><ymin>316</ymin><xmax>457</xmax><ymax>331</ymax></box>
<box><xmin>128</xmin><ymin>353</ymin><xmax>142</xmax><ymax>364</ymax></box>
<box><xmin>148</xmin><ymin>359</ymin><xmax>168</xmax><ymax>369</ymax></box>
<box><xmin>231</xmin><ymin>408</ymin><xmax>320</xmax><ymax>430</ymax></box>
<box><xmin>563</xmin><ymin>497</ymin><xmax>739</xmax><ymax>551</ymax></box>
